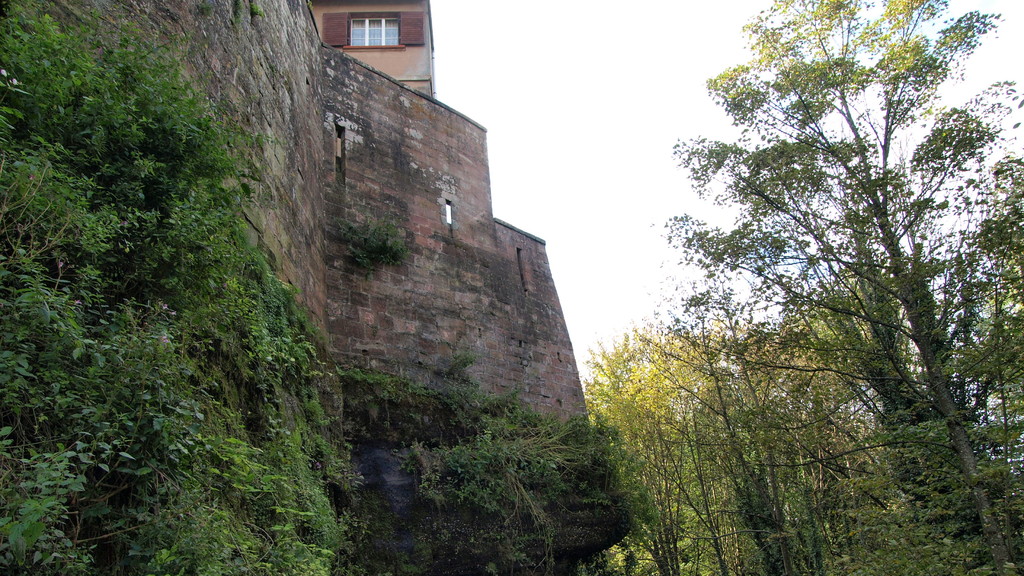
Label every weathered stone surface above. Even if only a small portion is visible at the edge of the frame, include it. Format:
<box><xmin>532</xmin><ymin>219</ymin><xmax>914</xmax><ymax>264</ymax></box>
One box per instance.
<box><xmin>321</xmin><ymin>49</ymin><xmax>583</xmax><ymax>416</ymax></box>
<box><xmin>55</xmin><ymin>0</ymin><xmax>583</xmax><ymax>418</ymax></box>
<box><xmin>47</xmin><ymin>0</ymin><xmax>615</xmax><ymax>571</ymax></box>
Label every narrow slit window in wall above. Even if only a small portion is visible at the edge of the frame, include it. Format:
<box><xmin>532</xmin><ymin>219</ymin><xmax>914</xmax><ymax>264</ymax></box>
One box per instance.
<box><xmin>445</xmin><ymin>200</ymin><xmax>453</xmax><ymax>226</ymax></box>
<box><xmin>516</xmin><ymin>247</ymin><xmax>529</xmax><ymax>292</ymax></box>
<box><xmin>334</xmin><ymin>125</ymin><xmax>346</xmax><ymax>180</ymax></box>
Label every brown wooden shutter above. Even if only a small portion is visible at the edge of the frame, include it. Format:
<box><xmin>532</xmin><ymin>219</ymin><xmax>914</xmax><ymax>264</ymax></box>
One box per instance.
<box><xmin>322</xmin><ymin>12</ymin><xmax>349</xmax><ymax>47</ymax></box>
<box><xmin>399</xmin><ymin>12</ymin><xmax>425</xmax><ymax>45</ymax></box>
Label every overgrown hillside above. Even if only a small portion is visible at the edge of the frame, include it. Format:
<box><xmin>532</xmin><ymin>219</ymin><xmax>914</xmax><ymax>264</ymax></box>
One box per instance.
<box><xmin>0</xmin><ymin>5</ymin><xmax>626</xmax><ymax>575</ymax></box>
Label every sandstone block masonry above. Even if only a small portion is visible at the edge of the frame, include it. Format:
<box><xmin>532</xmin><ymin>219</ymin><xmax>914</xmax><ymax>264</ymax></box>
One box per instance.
<box><xmin>321</xmin><ymin>50</ymin><xmax>583</xmax><ymax>415</ymax></box>
<box><xmin>50</xmin><ymin>0</ymin><xmax>583</xmax><ymax>417</ymax></box>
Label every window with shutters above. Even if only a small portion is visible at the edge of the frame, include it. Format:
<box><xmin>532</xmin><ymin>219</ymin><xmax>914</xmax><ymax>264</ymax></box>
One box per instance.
<box><xmin>351</xmin><ymin>17</ymin><xmax>398</xmax><ymax>46</ymax></box>
<box><xmin>321</xmin><ymin>12</ymin><xmax>426</xmax><ymax>48</ymax></box>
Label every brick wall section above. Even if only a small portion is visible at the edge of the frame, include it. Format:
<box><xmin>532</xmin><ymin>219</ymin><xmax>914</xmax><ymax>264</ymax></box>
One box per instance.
<box><xmin>321</xmin><ymin>50</ymin><xmax>583</xmax><ymax>416</ymax></box>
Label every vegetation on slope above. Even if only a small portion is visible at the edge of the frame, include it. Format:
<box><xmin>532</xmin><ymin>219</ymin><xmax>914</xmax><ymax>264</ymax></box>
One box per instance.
<box><xmin>0</xmin><ymin>5</ymin><xmax>627</xmax><ymax>575</ymax></box>
<box><xmin>339</xmin><ymin>368</ymin><xmax>628</xmax><ymax>575</ymax></box>
<box><xmin>0</xmin><ymin>8</ymin><xmax>346</xmax><ymax>574</ymax></box>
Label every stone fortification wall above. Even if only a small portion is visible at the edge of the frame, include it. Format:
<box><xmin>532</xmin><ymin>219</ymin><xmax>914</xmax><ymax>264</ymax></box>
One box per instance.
<box><xmin>49</xmin><ymin>0</ymin><xmax>582</xmax><ymax>416</ymax></box>
<box><xmin>321</xmin><ymin>51</ymin><xmax>583</xmax><ymax>415</ymax></box>
<box><xmin>493</xmin><ymin>220</ymin><xmax>583</xmax><ymax>412</ymax></box>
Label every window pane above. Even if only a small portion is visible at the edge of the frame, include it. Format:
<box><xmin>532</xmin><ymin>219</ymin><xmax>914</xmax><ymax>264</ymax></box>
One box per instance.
<box><xmin>368</xmin><ymin>19</ymin><xmax>382</xmax><ymax>45</ymax></box>
<box><xmin>385</xmin><ymin>19</ymin><xmax>399</xmax><ymax>45</ymax></box>
<box><xmin>351</xmin><ymin>20</ymin><xmax>366</xmax><ymax>45</ymax></box>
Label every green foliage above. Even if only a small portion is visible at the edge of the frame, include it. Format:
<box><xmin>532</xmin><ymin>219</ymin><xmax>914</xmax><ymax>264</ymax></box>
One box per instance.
<box><xmin>571</xmin><ymin>549</ymin><xmax>641</xmax><ymax>576</ymax></box>
<box><xmin>1</xmin><ymin>10</ymin><xmax>252</xmax><ymax>305</ymax></box>
<box><xmin>0</xmin><ymin>6</ymin><xmax>344</xmax><ymax>574</ymax></box>
<box><xmin>432</xmin><ymin>410</ymin><xmax>623</xmax><ymax>574</ymax></box>
<box><xmin>337</xmin><ymin>368</ymin><xmax>627</xmax><ymax>575</ymax></box>
<box><xmin>424</xmin><ymin>407</ymin><xmax>615</xmax><ymax>515</ymax></box>
<box><xmin>0</xmin><ymin>66</ymin><xmax>26</xmax><ymax>137</ymax></box>
<box><xmin>662</xmin><ymin>0</ymin><xmax>1024</xmax><ymax>574</ymax></box>
<box><xmin>440</xmin><ymin>350</ymin><xmax>478</xmax><ymax>383</ymax></box>
<box><xmin>586</xmin><ymin>323</ymin><xmax>1009</xmax><ymax>576</ymax></box>
<box><xmin>340</xmin><ymin>218</ymin><xmax>410</xmax><ymax>271</ymax></box>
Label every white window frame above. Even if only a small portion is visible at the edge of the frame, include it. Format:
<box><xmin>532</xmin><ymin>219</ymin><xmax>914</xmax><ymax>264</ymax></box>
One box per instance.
<box><xmin>350</xmin><ymin>17</ymin><xmax>399</xmax><ymax>46</ymax></box>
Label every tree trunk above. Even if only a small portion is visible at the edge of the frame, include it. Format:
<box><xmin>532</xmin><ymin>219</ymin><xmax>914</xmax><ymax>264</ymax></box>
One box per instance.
<box><xmin>903</xmin><ymin>291</ymin><xmax>1011</xmax><ymax>573</ymax></box>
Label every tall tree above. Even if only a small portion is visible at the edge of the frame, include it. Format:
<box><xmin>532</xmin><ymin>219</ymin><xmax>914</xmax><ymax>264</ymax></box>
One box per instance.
<box><xmin>672</xmin><ymin>0</ymin><xmax>1021</xmax><ymax>572</ymax></box>
<box><xmin>587</xmin><ymin>330</ymin><xmax>697</xmax><ymax>576</ymax></box>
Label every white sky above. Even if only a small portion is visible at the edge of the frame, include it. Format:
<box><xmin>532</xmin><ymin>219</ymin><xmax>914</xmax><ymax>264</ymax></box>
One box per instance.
<box><xmin>428</xmin><ymin>0</ymin><xmax>1024</xmax><ymax>365</ymax></box>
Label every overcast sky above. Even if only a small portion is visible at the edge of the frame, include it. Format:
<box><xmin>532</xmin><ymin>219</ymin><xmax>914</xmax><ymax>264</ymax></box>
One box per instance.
<box><xmin>428</xmin><ymin>0</ymin><xmax>1024</xmax><ymax>366</ymax></box>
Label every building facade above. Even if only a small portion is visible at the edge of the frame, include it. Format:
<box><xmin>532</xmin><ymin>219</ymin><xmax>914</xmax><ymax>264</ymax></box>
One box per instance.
<box><xmin>321</xmin><ymin>47</ymin><xmax>584</xmax><ymax>415</ymax></box>
<box><xmin>312</xmin><ymin>0</ymin><xmax>436</xmax><ymax>97</ymax></box>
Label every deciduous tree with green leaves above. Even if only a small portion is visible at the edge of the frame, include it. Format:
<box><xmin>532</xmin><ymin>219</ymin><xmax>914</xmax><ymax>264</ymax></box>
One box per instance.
<box><xmin>586</xmin><ymin>329</ymin><xmax>697</xmax><ymax>576</ymax></box>
<box><xmin>673</xmin><ymin>0</ymin><xmax>1022</xmax><ymax>572</ymax></box>
<box><xmin>586</xmin><ymin>322</ymin><xmax>877</xmax><ymax>576</ymax></box>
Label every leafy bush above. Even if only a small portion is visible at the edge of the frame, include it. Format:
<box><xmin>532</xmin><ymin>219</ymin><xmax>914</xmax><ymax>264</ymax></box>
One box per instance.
<box><xmin>340</xmin><ymin>219</ymin><xmax>410</xmax><ymax>270</ymax></box>
<box><xmin>0</xmin><ymin>6</ymin><xmax>343</xmax><ymax>574</ymax></box>
<box><xmin>338</xmin><ymin>368</ymin><xmax>627</xmax><ymax>575</ymax></box>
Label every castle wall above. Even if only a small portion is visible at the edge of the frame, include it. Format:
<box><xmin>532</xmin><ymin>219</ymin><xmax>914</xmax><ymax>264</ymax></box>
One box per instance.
<box><xmin>321</xmin><ymin>51</ymin><xmax>583</xmax><ymax>415</ymax></box>
<box><xmin>49</xmin><ymin>0</ymin><xmax>583</xmax><ymax>417</ymax></box>
<box><xmin>494</xmin><ymin>221</ymin><xmax>583</xmax><ymax>413</ymax></box>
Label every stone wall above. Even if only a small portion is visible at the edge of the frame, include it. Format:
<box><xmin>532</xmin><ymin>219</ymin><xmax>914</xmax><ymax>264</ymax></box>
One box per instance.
<box><xmin>321</xmin><ymin>51</ymin><xmax>583</xmax><ymax>415</ymax></box>
<box><xmin>50</xmin><ymin>0</ymin><xmax>583</xmax><ymax>416</ymax></box>
<box><xmin>494</xmin><ymin>220</ymin><xmax>583</xmax><ymax>413</ymax></box>
<box><xmin>52</xmin><ymin>0</ymin><xmax>331</xmax><ymax>327</ymax></box>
